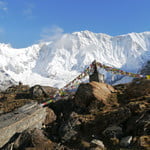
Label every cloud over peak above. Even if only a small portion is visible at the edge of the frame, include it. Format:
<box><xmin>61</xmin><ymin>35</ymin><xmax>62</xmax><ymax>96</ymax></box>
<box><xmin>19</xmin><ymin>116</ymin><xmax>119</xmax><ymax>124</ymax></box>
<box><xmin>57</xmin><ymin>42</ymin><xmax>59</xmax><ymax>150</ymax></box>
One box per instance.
<box><xmin>40</xmin><ymin>26</ymin><xmax>64</xmax><ymax>42</ymax></box>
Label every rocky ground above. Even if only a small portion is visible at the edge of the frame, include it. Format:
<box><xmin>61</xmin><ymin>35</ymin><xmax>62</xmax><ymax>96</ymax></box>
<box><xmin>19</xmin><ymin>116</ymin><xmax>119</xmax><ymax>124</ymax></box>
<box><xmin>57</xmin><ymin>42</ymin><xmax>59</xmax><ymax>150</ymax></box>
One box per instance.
<box><xmin>0</xmin><ymin>78</ymin><xmax>150</xmax><ymax>150</ymax></box>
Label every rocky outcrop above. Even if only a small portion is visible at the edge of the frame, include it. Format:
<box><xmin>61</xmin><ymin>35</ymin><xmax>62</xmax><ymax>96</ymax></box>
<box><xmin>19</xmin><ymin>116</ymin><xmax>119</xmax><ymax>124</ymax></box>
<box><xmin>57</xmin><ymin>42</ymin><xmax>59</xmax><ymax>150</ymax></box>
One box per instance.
<box><xmin>1</xmin><ymin>79</ymin><xmax>150</xmax><ymax>149</ymax></box>
<box><xmin>0</xmin><ymin>102</ymin><xmax>56</xmax><ymax>148</ymax></box>
<box><xmin>0</xmin><ymin>84</ymin><xmax>58</xmax><ymax>114</ymax></box>
<box><xmin>74</xmin><ymin>81</ymin><xmax>116</xmax><ymax>112</ymax></box>
<box><xmin>0</xmin><ymin>69</ymin><xmax>17</xmax><ymax>92</ymax></box>
<box><xmin>2</xmin><ymin>128</ymin><xmax>56</xmax><ymax>150</ymax></box>
<box><xmin>43</xmin><ymin>107</ymin><xmax>57</xmax><ymax>125</ymax></box>
<box><xmin>124</xmin><ymin>78</ymin><xmax>150</xmax><ymax>99</ymax></box>
<box><xmin>29</xmin><ymin>85</ymin><xmax>57</xmax><ymax>99</ymax></box>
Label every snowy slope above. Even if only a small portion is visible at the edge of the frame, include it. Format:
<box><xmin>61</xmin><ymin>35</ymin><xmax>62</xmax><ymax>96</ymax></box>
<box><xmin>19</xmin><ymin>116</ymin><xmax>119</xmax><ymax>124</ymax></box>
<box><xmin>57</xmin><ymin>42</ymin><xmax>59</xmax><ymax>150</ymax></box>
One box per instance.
<box><xmin>0</xmin><ymin>31</ymin><xmax>150</xmax><ymax>89</ymax></box>
<box><xmin>0</xmin><ymin>69</ymin><xmax>17</xmax><ymax>91</ymax></box>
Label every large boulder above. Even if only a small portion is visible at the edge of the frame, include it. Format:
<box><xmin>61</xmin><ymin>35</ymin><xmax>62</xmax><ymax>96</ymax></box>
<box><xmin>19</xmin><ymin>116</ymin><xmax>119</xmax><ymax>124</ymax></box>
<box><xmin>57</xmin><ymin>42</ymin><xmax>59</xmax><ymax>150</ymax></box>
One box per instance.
<box><xmin>3</xmin><ymin>128</ymin><xmax>55</xmax><ymax>150</ymax></box>
<box><xmin>58</xmin><ymin>112</ymin><xmax>81</xmax><ymax>143</ymax></box>
<box><xmin>29</xmin><ymin>85</ymin><xmax>57</xmax><ymax>99</ymax></box>
<box><xmin>43</xmin><ymin>107</ymin><xmax>57</xmax><ymax>125</ymax></box>
<box><xmin>0</xmin><ymin>102</ymin><xmax>56</xmax><ymax>148</ymax></box>
<box><xmin>74</xmin><ymin>81</ymin><xmax>116</xmax><ymax>111</ymax></box>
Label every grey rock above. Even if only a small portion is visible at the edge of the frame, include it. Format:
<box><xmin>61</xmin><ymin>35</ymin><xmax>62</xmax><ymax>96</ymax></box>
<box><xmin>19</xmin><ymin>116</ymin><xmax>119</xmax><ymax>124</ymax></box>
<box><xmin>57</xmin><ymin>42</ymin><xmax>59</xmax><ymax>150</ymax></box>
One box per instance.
<box><xmin>0</xmin><ymin>103</ymin><xmax>48</xmax><ymax>148</ymax></box>
<box><xmin>103</xmin><ymin>125</ymin><xmax>123</xmax><ymax>138</ymax></box>
<box><xmin>91</xmin><ymin>139</ymin><xmax>105</xmax><ymax>150</ymax></box>
<box><xmin>120</xmin><ymin>136</ymin><xmax>132</xmax><ymax>147</ymax></box>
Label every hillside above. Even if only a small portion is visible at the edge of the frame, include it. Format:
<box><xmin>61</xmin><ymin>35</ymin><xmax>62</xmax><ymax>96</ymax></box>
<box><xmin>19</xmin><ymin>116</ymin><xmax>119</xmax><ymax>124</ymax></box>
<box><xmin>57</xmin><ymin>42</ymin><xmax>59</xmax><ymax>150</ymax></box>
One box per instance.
<box><xmin>1</xmin><ymin>78</ymin><xmax>150</xmax><ymax>149</ymax></box>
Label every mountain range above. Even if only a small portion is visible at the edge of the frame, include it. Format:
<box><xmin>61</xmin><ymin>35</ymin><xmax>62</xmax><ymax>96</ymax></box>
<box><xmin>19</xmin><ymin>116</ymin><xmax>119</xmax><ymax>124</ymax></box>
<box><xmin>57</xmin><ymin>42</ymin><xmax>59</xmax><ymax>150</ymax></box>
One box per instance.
<box><xmin>0</xmin><ymin>31</ymin><xmax>150</xmax><ymax>90</ymax></box>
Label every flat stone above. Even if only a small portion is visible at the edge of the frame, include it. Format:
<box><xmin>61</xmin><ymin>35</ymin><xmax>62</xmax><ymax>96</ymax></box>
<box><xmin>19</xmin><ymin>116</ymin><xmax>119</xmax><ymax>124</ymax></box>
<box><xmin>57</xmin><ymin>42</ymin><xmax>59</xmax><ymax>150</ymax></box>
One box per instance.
<box><xmin>0</xmin><ymin>102</ymin><xmax>47</xmax><ymax>148</ymax></box>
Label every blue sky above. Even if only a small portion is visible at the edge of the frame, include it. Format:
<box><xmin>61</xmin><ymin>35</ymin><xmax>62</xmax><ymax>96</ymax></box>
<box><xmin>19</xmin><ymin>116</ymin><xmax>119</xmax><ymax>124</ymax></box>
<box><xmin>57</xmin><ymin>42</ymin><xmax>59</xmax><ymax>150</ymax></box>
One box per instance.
<box><xmin>0</xmin><ymin>0</ymin><xmax>150</xmax><ymax>48</ymax></box>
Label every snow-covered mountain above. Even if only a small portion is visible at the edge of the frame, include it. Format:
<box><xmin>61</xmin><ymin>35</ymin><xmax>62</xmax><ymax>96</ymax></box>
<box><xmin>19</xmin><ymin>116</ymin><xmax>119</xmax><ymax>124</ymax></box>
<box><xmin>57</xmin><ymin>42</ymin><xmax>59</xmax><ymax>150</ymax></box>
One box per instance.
<box><xmin>0</xmin><ymin>69</ymin><xmax>17</xmax><ymax>91</ymax></box>
<box><xmin>0</xmin><ymin>31</ymin><xmax>150</xmax><ymax>89</ymax></box>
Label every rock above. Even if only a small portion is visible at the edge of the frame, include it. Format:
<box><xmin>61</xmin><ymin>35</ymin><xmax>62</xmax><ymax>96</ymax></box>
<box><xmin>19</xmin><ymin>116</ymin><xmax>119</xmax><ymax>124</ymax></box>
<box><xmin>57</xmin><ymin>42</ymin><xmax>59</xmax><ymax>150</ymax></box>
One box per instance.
<box><xmin>135</xmin><ymin>112</ymin><xmax>150</xmax><ymax>136</ymax></box>
<box><xmin>13</xmin><ymin>129</ymin><xmax>32</xmax><ymax>149</ymax></box>
<box><xmin>90</xmin><ymin>82</ymin><xmax>115</xmax><ymax>101</ymax></box>
<box><xmin>0</xmin><ymin>110</ymin><xmax>4</xmax><ymax>115</ymax></box>
<box><xmin>5</xmin><ymin>84</ymin><xmax>30</xmax><ymax>93</ymax></box>
<box><xmin>58</xmin><ymin>112</ymin><xmax>81</xmax><ymax>143</ymax></box>
<box><xmin>91</xmin><ymin>139</ymin><xmax>105</xmax><ymax>150</ymax></box>
<box><xmin>139</xmin><ymin>135</ymin><xmax>150</xmax><ymax>150</ymax></box>
<box><xmin>90</xmin><ymin>147</ymin><xmax>104</xmax><ymax>150</ymax></box>
<box><xmin>120</xmin><ymin>136</ymin><xmax>132</xmax><ymax>147</ymax></box>
<box><xmin>43</xmin><ymin>107</ymin><xmax>56</xmax><ymax>125</ymax></box>
<box><xmin>81</xmin><ymin>140</ymin><xmax>91</xmax><ymax>148</ymax></box>
<box><xmin>8</xmin><ymin>128</ymin><xmax>55</xmax><ymax>150</ymax></box>
<box><xmin>103</xmin><ymin>125</ymin><xmax>123</xmax><ymax>139</ymax></box>
<box><xmin>124</xmin><ymin>78</ymin><xmax>150</xmax><ymax>100</ymax></box>
<box><xmin>75</xmin><ymin>81</ymin><xmax>116</xmax><ymax>111</ymax></box>
<box><xmin>94</xmin><ymin>107</ymin><xmax>131</xmax><ymax>132</ymax></box>
<box><xmin>30</xmin><ymin>128</ymin><xmax>53</xmax><ymax>147</ymax></box>
<box><xmin>29</xmin><ymin>85</ymin><xmax>57</xmax><ymax>99</ymax></box>
<box><xmin>126</xmin><ymin>111</ymin><xmax>150</xmax><ymax>136</ymax></box>
<box><xmin>109</xmin><ymin>137</ymin><xmax>120</xmax><ymax>146</ymax></box>
<box><xmin>127</xmin><ymin>101</ymin><xmax>149</xmax><ymax>114</ymax></box>
<box><xmin>0</xmin><ymin>102</ymin><xmax>48</xmax><ymax>148</ymax></box>
<box><xmin>1</xmin><ymin>77</ymin><xmax>150</xmax><ymax>150</ymax></box>
<box><xmin>0</xmin><ymin>83</ymin><xmax>33</xmax><ymax>113</ymax></box>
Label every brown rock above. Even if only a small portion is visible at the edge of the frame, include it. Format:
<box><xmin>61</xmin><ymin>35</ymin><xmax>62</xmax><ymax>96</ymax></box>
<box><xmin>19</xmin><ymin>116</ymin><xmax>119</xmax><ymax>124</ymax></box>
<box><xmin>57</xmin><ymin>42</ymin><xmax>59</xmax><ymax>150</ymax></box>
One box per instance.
<box><xmin>90</xmin><ymin>82</ymin><xmax>115</xmax><ymax>103</ymax></box>
<box><xmin>124</xmin><ymin>78</ymin><xmax>150</xmax><ymax>99</ymax></box>
<box><xmin>13</xmin><ymin>128</ymin><xmax>55</xmax><ymax>150</ymax></box>
<box><xmin>29</xmin><ymin>85</ymin><xmax>57</xmax><ymax>99</ymax></box>
<box><xmin>30</xmin><ymin>128</ymin><xmax>49</xmax><ymax>146</ymax></box>
<box><xmin>91</xmin><ymin>139</ymin><xmax>105</xmax><ymax>150</ymax></box>
<box><xmin>93</xmin><ymin>107</ymin><xmax>131</xmax><ymax>132</ymax></box>
<box><xmin>74</xmin><ymin>81</ymin><xmax>116</xmax><ymax>110</ymax></box>
<box><xmin>81</xmin><ymin>140</ymin><xmax>91</xmax><ymax>148</ymax></box>
<box><xmin>126</xmin><ymin>111</ymin><xmax>150</xmax><ymax>136</ymax></box>
<box><xmin>139</xmin><ymin>135</ymin><xmax>150</xmax><ymax>150</ymax></box>
<box><xmin>127</xmin><ymin>101</ymin><xmax>149</xmax><ymax>113</ymax></box>
<box><xmin>43</xmin><ymin>107</ymin><xmax>56</xmax><ymax>125</ymax></box>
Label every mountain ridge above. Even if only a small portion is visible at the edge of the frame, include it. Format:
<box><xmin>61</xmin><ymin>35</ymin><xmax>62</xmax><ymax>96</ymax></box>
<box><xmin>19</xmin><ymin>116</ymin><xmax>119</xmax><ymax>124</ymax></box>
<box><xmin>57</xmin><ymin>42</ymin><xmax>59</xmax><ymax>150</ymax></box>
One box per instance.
<box><xmin>0</xmin><ymin>31</ymin><xmax>150</xmax><ymax>89</ymax></box>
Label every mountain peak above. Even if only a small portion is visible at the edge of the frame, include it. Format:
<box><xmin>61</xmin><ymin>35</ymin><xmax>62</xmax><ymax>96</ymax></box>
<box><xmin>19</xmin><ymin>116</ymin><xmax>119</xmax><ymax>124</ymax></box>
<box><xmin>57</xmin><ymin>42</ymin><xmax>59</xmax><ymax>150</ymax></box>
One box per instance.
<box><xmin>0</xmin><ymin>31</ymin><xmax>149</xmax><ymax>89</ymax></box>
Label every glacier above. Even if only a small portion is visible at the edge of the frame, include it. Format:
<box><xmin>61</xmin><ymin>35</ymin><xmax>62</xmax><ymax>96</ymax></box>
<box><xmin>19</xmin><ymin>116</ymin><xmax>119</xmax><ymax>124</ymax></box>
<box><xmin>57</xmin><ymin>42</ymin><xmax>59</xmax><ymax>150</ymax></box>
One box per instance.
<box><xmin>0</xmin><ymin>31</ymin><xmax>150</xmax><ymax>89</ymax></box>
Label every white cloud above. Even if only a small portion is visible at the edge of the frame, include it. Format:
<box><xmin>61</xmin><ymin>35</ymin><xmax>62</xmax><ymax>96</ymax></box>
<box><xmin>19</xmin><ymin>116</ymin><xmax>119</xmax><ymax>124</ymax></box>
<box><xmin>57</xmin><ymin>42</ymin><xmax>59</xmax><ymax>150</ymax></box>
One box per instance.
<box><xmin>40</xmin><ymin>26</ymin><xmax>64</xmax><ymax>42</ymax></box>
<box><xmin>0</xmin><ymin>1</ymin><xmax>8</xmax><ymax>12</ymax></box>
